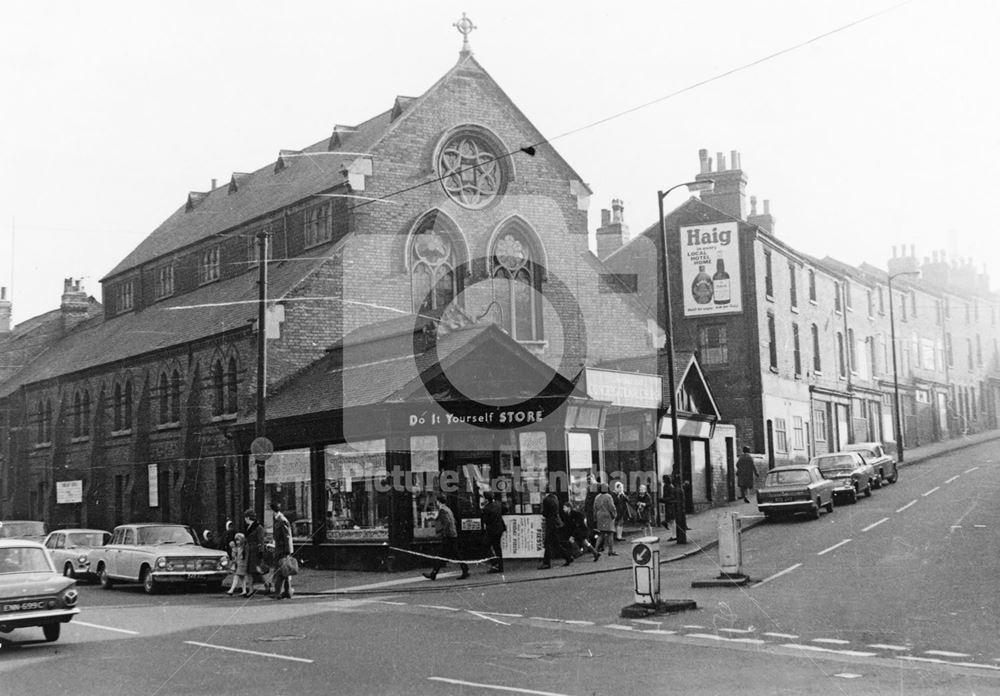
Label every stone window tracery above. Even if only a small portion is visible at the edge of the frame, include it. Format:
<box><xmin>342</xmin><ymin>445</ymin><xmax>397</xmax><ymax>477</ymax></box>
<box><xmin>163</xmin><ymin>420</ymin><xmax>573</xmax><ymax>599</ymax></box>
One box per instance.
<box><xmin>410</xmin><ymin>219</ymin><xmax>462</xmax><ymax>315</ymax></box>
<box><xmin>490</xmin><ymin>226</ymin><xmax>543</xmax><ymax>342</ymax></box>
<box><xmin>437</xmin><ymin>131</ymin><xmax>504</xmax><ymax>209</ymax></box>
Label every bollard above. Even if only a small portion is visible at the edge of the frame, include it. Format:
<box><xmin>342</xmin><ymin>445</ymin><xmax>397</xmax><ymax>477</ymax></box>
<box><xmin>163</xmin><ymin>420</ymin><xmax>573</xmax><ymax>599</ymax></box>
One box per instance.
<box><xmin>691</xmin><ymin>510</ymin><xmax>751</xmax><ymax>587</ymax></box>
<box><xmin>620</xmin><ymin>535</ymin><xmax>697</xmax><ymax>618</ymax></box>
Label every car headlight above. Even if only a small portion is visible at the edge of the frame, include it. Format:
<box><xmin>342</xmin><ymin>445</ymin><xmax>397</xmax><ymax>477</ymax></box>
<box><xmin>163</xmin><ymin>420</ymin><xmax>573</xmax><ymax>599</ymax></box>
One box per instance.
<box><xmin>156</xmin><ymin>557</ymin><xmax>167</xmax><ymax>569</ymax></box>
<box><xmin>77</xmin><ymin>554</ymin><xmax>89</xmax><ymax>565</ymax></box>
<box><xmin>217</xmin><ymin>557</ymin><xmax>228</xmax><ymax>570</ymax></box>
<box><xmin>63</xmin><ymin>588</ymin><xmax>79</xmax><ymax>607</ymax></box>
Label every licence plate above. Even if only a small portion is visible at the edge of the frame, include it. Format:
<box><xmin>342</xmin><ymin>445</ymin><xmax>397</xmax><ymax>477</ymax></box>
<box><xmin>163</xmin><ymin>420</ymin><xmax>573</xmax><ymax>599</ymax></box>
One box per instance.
<box><xmin>2</xmin><ymin>600</ymin><xmax>47</xmax><ymax>612</ymax></box>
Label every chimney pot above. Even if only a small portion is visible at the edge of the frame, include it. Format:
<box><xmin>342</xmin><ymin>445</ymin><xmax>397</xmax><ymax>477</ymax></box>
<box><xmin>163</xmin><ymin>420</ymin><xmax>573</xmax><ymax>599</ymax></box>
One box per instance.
<box><xmin>910</xmin><ymin>244</ymin><xmax>916</xmax><ymax>258</ymax></box>
<box><xmin>750</xmin><ymin>195</ymin><xmax>758</xmax><ymax>216</ymax></box>
<box><xmin>601</xmin><ymin>209</ymin><xmax>611</xmax><ymax>226</ymax></box>
<box><xmin>717</xmin><ymin>152</ymin><xmax>726</xmax><ymax>171</ymax></box>
<box><xmin>763</xmin><ymin>199</ymin><xmax>771</xmax><ymax>215</ymax></box>
<box><xmin>731</xmin><ymin>150</ymin><xmax>740</xmax><ymax>169</ymax></box>
<box><xmin>699</xmin><ymin>149</ymin><xmax>710</xmax><ymax>174</ymax></box>
<box><xmin>211</xmin><ymin>178</ymin><xmax>217</xmax><ymax>189</ymax></box>
<box><xmin>611</xmin><ymin>199</ymin><xmax>624</xmax><ymax>224</ymax></box>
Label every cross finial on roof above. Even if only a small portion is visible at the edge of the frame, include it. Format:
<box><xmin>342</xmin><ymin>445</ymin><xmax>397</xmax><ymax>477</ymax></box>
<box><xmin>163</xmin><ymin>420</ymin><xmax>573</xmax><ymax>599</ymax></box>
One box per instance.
<box><xmin>454</xmin><ymin>12</ymin><xmax>476</xmax><ymax>57</ymax></box>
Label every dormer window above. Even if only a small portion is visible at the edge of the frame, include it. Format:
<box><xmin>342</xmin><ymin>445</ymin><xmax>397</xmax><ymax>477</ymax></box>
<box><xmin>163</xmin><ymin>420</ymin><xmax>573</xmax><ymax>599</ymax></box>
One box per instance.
<box><xmin>155</xmin><ymin>264</ymin><xmax>174</xmax><ymax>299</ymax></box>
<box><xmin>116</xmin><ymin>280</ymin><xmax>134</xmax><ymax>313</ymax></box>
<box><xmin>304</xmin><ymin>203</ymin><xmax>334</xmax><ymax>248</ymax></box>
<box><xmin>200</xmin><ymin>245</ymin><xmax>221</xmax><ymax>284</ymax></box>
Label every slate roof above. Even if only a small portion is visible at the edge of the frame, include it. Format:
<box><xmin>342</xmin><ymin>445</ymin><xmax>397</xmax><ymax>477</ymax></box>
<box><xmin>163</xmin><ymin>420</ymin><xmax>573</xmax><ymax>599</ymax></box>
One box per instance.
<box><xmin>0</xmin><ymin>246</ymin><xmax>333</xmax><ymax>397</ymax></box>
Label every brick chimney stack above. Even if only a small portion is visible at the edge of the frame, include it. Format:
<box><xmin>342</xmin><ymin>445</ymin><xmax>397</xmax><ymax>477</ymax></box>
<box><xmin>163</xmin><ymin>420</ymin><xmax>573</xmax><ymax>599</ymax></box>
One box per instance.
<box><xmin>747</xmin><ymin>196</ymin><xmax>777</xmax><ymax>236</ymax></box>
<box><xmin>0</xmin><ymin>287</ymin><xmax>11</xmax><ymax>334</ymax></box>
<box><xmin>696</xmin><ymin>148</ymin><xmax>748</xmax><ymax>220</ymax></box>
<box><xmin>61</xmin><ymin>278</ymin><xmax>91</xmax><ymax>333</ymax></box>
<box><xmin>887</xmin><ymin>243</ymin><xmax>920</xmax><ymax>277</ymax></box>
<box><xmin>920</xmin><ymin>249</ymin><xmax>950</xmax><ymax>287</ymax></box>
<box><xmin>595</xmin><ymin>198</ymin><xmax>630</xmax><ymax>259</ymax></box>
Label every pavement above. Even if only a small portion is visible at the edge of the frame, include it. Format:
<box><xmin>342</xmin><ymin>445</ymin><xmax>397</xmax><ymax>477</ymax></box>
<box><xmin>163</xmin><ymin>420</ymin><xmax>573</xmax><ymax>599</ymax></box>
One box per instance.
<box><xmin>282</xmin><ymin>429</ymin><xmax>1000</xmax><ymax>597</ymax></box>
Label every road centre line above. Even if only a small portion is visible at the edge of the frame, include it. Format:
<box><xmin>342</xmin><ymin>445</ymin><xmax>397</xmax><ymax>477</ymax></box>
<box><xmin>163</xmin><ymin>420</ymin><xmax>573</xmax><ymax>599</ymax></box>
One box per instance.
<box><xmin>782</xmin><ymin>643</ymin><xmax>878</xmax><ymax>658</ymax></box>
<box><xmin>686</xmin><ymin>633</ymin><xmax>766</xmax><ymax>645</ymax></box>
<box><xmin>477</xmin><ymin>611</ymin><xmax>523</xmax><ymax>618</ymax></box>
<box><xmin>861</xmin><ymin>517</ymin><xmax>889</xmax><ymax>532</ymax></box>
<box><xmin>945</xmin><ymin>475</ymin><xmax>960</xmax><ymax>484</ymax></box>
<box><xmin>73</xmin><ymin>621</ymin><xmax>140</xmax><ymax>635</ymax></box>
<box><xmin>922</xmin><ymin>486</ymin><xmax>940</xmax><ymax>497</ymax></box>
<box><xmin>764</xmin><ymin>632</ymin><xmax>799</xmax><ymax>639</ymax></box>
<box><xmin>429</xmin><ymin>676</ymin><xmax>573</xmax><ymax>696</ymax></box>
<box><xmin>896</xmin><ymin>500</ymin><xmax>917</xmax><ymax>513</ymax></box>
<box><xmin>869</xmin><ymin>643</ymin><xmax>910</xmax><ymax>651</ymax></box>
<box><xmin>467</xmin><ymin>610</ymin><xmax>510</xmax><ymax>626</ymax></box>
<box><xmin>562</xmin><ymin>620</ymin><xmax>594</xmax><ymax>626</ymax></box>
<box><xmin>752</xmin><ymin>563</ymin><xmax>802</xmax><ymax>588</ymax></box>
<box><xmin>817</xmin><ymin>539</ymin><xmax>852</xmax><ymax>556</ymax></box>
<box><xmin>418</xmin><ymin>604</ymin><xmax>460</xmax><ymax>612</ymax></box>
<box><xmin>925</xmin><ymin>649</ymin><xmax>971</xmax><ymax>658</ymax></box>
<box><xmin>640</xmin><ymin>629</ymin><xmax>677</xmax><ymax>635</ymax></box>
<box><xmin>813</xmin><ymin>638</ymin><xmax>851</xmax><ymax>645</ymax></box>
<box><xmin>895</xmin><ymin>655</ymin><xmax>1000</xmax><ymax>671</ymax></box>
<box><xmin>965</xmin><ymin>466</ymin><xmax>979</xmax><ymax>473</ymax></box>
<box><xmin>718</xmin><ymin>627</ymin><xmax>755</xmax><ymax>634</ymax></box>
<box><xmin>184</xmin><ymin>641</ymin><xmax>313</xmax><ymax>664</ymax></box>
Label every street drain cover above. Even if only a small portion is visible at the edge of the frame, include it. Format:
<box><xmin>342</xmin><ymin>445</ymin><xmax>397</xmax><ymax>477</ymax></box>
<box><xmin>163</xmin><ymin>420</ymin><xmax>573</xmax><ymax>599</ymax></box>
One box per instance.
<box><xmin>257</xmin><ymin>634</ymin><xmax>306</xmax><ymax>642</ymax></box>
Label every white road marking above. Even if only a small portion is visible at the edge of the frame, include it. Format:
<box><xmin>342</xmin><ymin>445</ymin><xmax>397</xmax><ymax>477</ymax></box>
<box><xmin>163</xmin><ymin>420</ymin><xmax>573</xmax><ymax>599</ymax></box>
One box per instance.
<box><xmin>468</xmin><ymin>610</ymin><xmax>510</xmax><ymax>626</ymax></box>
<box><xmin>974</xmin><ymin>525</ymin><xmax>987</xmax><ymax>529</ymax></box>
<box><xmin>925</xmin><ymin>649</ymin><xmax>971</xmax><ymax>658</ymax></box>
<box><xmin>895</xmin><ymin>655</ymin><xmax>1000</xmax><ymax>670</ymax></box>
<box><xmin>945</xmin><ymin>475</ymin><xmax>960</xmax><ymax>484</ymax></box>
<box><xmin>896</xmin><ymin>500</ymin><xmax>917</xmax><ymax>513</ymax></box>
<box><xmin>817</xmin><ymin>539</ymin><xmax>852</xmax><ymax>556</ymax></box>
<box><xmin>631</xmin><ymin>619</ymin><xmax>661</xmax><ymax>625</ymax></box>
<box><xmin>530</xmin><ymin>617</ymin><xmax>563</xmax><ymax>623</ymax></box>
<box><xmin>477</xmin><ymin>611</ymin><xmax>524</xmax><ymax>618</ymax></box>
<box><xmin>869</xmin><ymin>643</ymin><xmax>910</xmax><ymax>651</ymax></box>
<box><xmin>834</xmin><ymin>673</ymin><xmax>863</xmax><ymax>679</ymax></box>
<box><xmin>813</xmin><ymin>638</ymin><xmax>851</xmax><ymax>645</ymax></box>
<box><xmin>764</xmin><ymin>632</ymin><xmax>799</xmax><ymax>639</ymax></box>
<box><xmin>326</xmin><ymin>573</ymin><xmax>454</xmax><ymax>593</ymax></box>
<box><xmin>922</xmin><ymin>486</ymin><xmax>940</xmax><ymax>497</ymax></box>
<box><xmin>604</xmin><ymin>624</ymin><xmax>634</xmax><ymax>631</ymax></box>
<box><xmin>562</xmin><ymin>620</ymin><xmax>594</xmax><ymax>626</ymax></box>
<box><xmin>417</xmin><ymin>604</ymin><xmax>460</xmax><ymax>612</ymax></box>
<box><xmin>861</xmin><ymin>517</ymin><xmax>889</xmax><ymax>532</ymax></box>
<box><xmin>965</xmin><ymin>467</ymin><xmax>979</xmax><ymax>473</ymax></box>
<box><xmin>373</xmin><ymin>600</ymin><xmax>407</xmax><ymax>606</ymax></box>
<box><xmin>782</xmin><ymin>643</ymin><xmax>877</xmax><ymax>658</ymax></box>
<box><xmin>184</xmin><ymin>640</ymin><xmax>313</xmax><ymax>664</ymax></box>
<box><xmin>686</xmin><ymin>633</ymin><xmax>766</xmax><ymax>645</ymax></box>
<box><xmin>718</xmin><ymin>627</ymin><xmax>755</xmax><ymax>634</ymax></box>
<box><xmin>429</xmin><ymin>677</ymin><xmax>573</xmax><ymax>696</ymax></box>
<box><xmin>682</xmin><ymin>624</ymin><xmax>705</xmax><ymax>629</ymax></box>
<box><xmin>953</xmin><ymin>662</ymin><xmax>1000</xmax><ymax>671</ymax></box>
<box><xmin>73</xmin><ymin>621</ymin><xmax>139</xmax><ymax>635</ymax></box>
<box><xmin>640</xmin><ymin>629</ymin><xmax>677</xmax><ymax>635</ymax></box>
<box><xmin>752</xmin><ymin>563</ymin><xmax>802</xmax><ymax>588</ymax></box>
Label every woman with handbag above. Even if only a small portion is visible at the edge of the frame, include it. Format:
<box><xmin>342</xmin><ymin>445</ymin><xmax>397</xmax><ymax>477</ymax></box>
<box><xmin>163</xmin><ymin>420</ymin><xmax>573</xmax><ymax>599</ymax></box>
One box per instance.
<box><xmin>269</xmin><ymin>501</ymin><xmax>295</xmax><ymax>600</ymax></box>
<box><xmin>243</xmin><ymin>509</ymin><xmax>267</xmax><ymax>597</ymax></box>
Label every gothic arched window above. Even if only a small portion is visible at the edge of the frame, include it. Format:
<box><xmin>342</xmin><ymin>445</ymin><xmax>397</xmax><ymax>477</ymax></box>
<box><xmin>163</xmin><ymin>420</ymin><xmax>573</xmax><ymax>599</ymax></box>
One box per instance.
<box><xmin>113</xmin><ymin>383</ymin><xmax>123</xmax><ymax>431</ymax></box>
<box><xmin>82</xmin><ymin>389</ymin><xmax>91</xmax><ymax>437</ymax></box>
<box><xmin>158</xmin><ymin>372</ymin><xmax>170</xmax><ymax>425</ymax></box>
<box><xmin>408</xmin><ymin>214</ymin><xmax>465</xmax><ymax>315</ymax></box>
<box><xmin>170</xmin><ymin>369</ymin><xmax>181</xmax><ymax>423</ymax></box>
<box><xmin>490</xmin><ymin>224</ymin><xmax>544</xmax><ymax>342</ymax></box>
<box><xmin>73</xmin><ymin>391</ymin><xmax>83</xmax><ymax>438</ymax></box>
<box><xmin>211</xmin><ymin>360</ymin><xmax>224</xmax><ymax>417</ymax></box>
<box><xmin>226</xmin><ymin>357</ymin><xmax>238</xmax><ymax>414</ymax></box>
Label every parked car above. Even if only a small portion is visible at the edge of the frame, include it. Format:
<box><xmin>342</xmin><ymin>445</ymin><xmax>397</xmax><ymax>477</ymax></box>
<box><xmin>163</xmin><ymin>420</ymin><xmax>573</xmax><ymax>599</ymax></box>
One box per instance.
<box><xmin>91</xmin><ymin>523</ymin><xmax>230</xmax><ymax>594</ymax></box>
<box><xmin>844</xmin><ymin>442</ymin><xmax>898</xmax><ymax>486</ymax></box>
<box><xmin>43</xmin><ymin>529</ymin><xmax>111</xmax><ymax>582</ymax></box>
<box><xmin>0</xmin><ymin>539</ymin><xmax>79</xmax><ymax>642</ymax></box>
<box><xmin>810</xmin><ymin>452</ymin><xmax>875</xmax><ymax>504</ymax></box>
<box><xmin>757</xmin><ymin>465</ymin><xmax>836</xmax><ymax>520</ymax></box>
<box><xmin>0</xmin><ymin>520</ymin><xmax>48</xmax><ymax>542</ymax></box>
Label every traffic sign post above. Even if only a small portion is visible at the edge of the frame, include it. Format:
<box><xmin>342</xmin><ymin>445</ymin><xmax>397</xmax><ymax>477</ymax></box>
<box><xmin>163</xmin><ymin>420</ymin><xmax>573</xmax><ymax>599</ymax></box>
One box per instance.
<box><xmin>620</xmin><ymin>535</ymin><xmax>697</xmax><ymax>618</ymax></box>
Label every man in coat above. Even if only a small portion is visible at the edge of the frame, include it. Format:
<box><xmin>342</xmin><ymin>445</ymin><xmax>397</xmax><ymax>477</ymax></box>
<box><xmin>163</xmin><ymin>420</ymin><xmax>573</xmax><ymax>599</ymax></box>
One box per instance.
<box><xmin>736</xmin><ymin>446</ymin><xmax>759</xmax><ymax>503</ymax></box>
<box><xmin>481</xmin><ymin>491</ymin><xmax>506</xmax><ymax>574</ymax></box>
<box><xmin>593</xmin><ymin>483</ymin><xmax>618</xmax><ymax>556</ymax></box>
<box><xmin>423</xmin><ymin>496</ymin><xmax>469</xmax><ymax>580</ymax></box>
<box><xmin>269</xmin><ymin>501</ymin><xmax>294</xmax><ymax>599</ymax></box>
<box><xmin>539</xmin><ymin>488</ymin><xmax>574</xmax><ymax>569</ymax></box>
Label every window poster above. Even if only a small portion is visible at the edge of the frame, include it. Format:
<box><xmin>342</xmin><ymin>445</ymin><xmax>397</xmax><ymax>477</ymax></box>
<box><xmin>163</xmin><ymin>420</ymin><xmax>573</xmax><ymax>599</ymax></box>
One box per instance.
<box><xmin>679</xmin><ymin>222</ymin><xmax>742</xmax><ymax>317</ymax></box>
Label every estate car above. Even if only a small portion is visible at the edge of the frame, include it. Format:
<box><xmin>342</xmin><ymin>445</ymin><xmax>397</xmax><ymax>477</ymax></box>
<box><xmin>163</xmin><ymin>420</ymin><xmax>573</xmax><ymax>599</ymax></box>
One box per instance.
<box><xmin>0</xmin><ymin>539</ymin><xmax>79</xmax><ymax>642</ymax></box>
<box><xmin>810</xmin><ymin>452</ymin><xmax>875</xmax><ymax>504</ymax></box>
<box><xmin>0</xmin><ymin>520</ymin><xmax>48</xmax><ymax>542</ymax></box>
<box><xmin>844</xmin><ymin>442</ymin><xmax>898</xmax><ymax>486</ymax></box>
<box><xmin>757</xmin><ymin>465</ymin><xmax>836</xmax><ymax>520</ymax></box>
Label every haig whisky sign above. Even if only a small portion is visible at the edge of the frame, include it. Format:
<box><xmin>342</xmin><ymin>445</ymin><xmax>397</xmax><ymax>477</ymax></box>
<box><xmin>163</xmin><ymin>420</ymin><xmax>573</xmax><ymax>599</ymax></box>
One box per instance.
<box><xmin>679</xmin><ymin>222</ymin><xmax>742</xmax><ymax>317</ymax></box>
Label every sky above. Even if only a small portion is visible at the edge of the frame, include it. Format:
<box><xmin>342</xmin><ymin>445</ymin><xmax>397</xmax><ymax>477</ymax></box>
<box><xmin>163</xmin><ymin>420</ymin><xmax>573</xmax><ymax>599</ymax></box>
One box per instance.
<box><xmin>2</xmin><ymin>0</ymin><xmax>999</xmax><ymax>325</ymax></box>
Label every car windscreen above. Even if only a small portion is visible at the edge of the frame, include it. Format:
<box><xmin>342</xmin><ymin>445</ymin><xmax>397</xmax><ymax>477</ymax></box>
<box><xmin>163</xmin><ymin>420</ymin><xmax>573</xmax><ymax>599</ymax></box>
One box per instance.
<box><xmin>765</xmin><ymin>470</ymin><xmax>811</xmax><ymax>485</ymax></box>
<box><xmin>0</xmin><ymin>547</ymin><xmax>52</xmax><ymax>573</ymax></box>
<box><xmin>67</xmin><ymin>532</ymin><xmax>109</xmax><ymax>547</ymax></box>
<box><xmin>813</xmin><ymin>456</ymin><xmax>856</xmax><ymax>471</ymax></box>
<box><xmin>137</xmin><ymin>526</ymin><xmax>199</xmax><ymax>545</ymax></box>
<box><xmin>0</xmin><ymin>522</ymin><xmax>46</xmax><ymax>538</ymax></box>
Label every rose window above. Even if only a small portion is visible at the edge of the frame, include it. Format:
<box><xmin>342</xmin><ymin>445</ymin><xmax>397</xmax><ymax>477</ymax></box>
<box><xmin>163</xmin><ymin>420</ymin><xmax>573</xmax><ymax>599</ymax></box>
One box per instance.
<box><xmin>438</xmin><ymin>135</ymin><xmax>502</xmax><ymax>208</ymax></box>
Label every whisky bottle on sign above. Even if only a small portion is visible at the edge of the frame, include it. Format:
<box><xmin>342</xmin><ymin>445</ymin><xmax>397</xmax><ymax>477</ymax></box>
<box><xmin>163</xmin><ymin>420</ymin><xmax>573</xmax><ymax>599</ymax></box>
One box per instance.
<box><xmin>691</xmin><ymin>265</ymin><xmax>714</xmax><ymax>304</ymax></box>
<box><xmin>713</xmin><ymin>257</ymin><xmax>731</xmax><ymax>305</ymax></box>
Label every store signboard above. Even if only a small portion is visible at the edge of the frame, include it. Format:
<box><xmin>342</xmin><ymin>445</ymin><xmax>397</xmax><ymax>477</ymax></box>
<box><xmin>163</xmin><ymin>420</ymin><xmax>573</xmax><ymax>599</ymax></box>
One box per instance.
<box><xmin>679</xmin><ymin>222</ymin><xmax>742</xmax><ymax>316</ymax></box>
<box><xmin>56</xmin><ymin>480</ymin><xmax>83</xmax><ymax>504</ymax></box>
<box><xmin>500</xmin><ymin>515</ymin><xmax>544</xmax><ymax>558</ymax></box>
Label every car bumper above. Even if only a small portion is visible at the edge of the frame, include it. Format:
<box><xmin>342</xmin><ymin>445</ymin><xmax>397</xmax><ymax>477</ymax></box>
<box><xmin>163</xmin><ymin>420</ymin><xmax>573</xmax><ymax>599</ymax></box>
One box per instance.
<box><xmin>151</xmin><ymin>570</ymin><xmax>228</xmax><ymax>583</ymax></box>
<box><xmin>0</xmin><ymin>607</ymin><xmax>79</xmax><ymax>632</ymax></box>
<box><xmin>758</xmin><ymin>500</ymin><xmax>816</xmax><ymax>514</ymax></box>
<box><xmin>829</xmin><ymin>482</ymin><xmax>856</xmax><ymax>494</ymax></box>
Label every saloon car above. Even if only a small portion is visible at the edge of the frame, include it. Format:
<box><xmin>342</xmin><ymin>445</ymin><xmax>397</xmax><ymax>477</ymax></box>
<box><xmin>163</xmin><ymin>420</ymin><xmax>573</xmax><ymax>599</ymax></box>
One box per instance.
<box><xmin>92</xmin><ymin>523</ymin><xmax>230</xmax><ymax>594</ymax></box>
<box><xmin>43</xmin><ymin>528</ymin><xmax>111</xmax><ymax>582</ymax></box>
<box><xmin>0</xmin><ymin>539</ymin><xmax>79</xmax><ymax>642</ymax></box>
<box><xmin>844</xmin><ymin>442</ymin><xmax>898</xmax><ymax>486</ymax></box>
<box><xmin>757</xmin><ymin>465</ymin><xmax>836</xmax><ymax>520</ymax></box>
<box><xmin>810</xmin><ymin>451</ymin><xmax>875</xmax><ymax>504</ymax></box>
<box><xmin>0</xmin><ymin>520</ymin><xmax>48</xmax><ymax>542</ymax></box>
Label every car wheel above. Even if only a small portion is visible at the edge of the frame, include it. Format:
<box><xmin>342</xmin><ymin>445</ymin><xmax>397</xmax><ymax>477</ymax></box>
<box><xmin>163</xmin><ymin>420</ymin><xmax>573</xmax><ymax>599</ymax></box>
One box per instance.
<box><xmin>888</xmin><ymin>470</ymin><xmax>898</xmax><ymax>484</ymax></box>
<box><xmin>824</xmin><ymin>497</ymin><xmax>834</xmax><ymax>513</ymax></box>
<box><xmin>98</xmin><ymin>565</ymin><xmax>114</xmax><ymax>590</ymax></box>
<box><xmin>849</xmin><ymin>489</ymin><xmax>858</xmax><ymax>504</ymax></box>
<box><xmin>141</xmin><ymin>567</ymin><xmax>158</xmax><ymax>595</ymax></box>
<box><xmin>63</xmin><ymin>562</ymin><xmax>76</xmax><ymax>579</ymax></box>
<box><xmin>42</xmin><ymin>623</ymin><xmax>60</xmax><ymax>642</ymax></box>
<box><xmin>809</xmin><ymin>500</ymin><xmax>821</xmax><ymax>520</ymax></box>
<box><xmin>864</xmin><ymin>481</ymin><xmax>872</xmax><ymax>497</ymax></box>
<box><xmin>873</xmin><ymin>473</ymin><xmax>883</xmax><ymax>489</ymax></box>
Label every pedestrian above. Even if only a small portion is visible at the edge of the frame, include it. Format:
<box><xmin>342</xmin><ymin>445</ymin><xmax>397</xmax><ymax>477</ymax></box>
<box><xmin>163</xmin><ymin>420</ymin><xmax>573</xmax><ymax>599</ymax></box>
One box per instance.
<box><xmin>269</xmin><ymin>501</ymin><xmax>295</xmax><ymax>599</ymax></box>
<box><xmin>660</xmin><ymin>476</ymin><xmax>676</xmax><ymax>537</ymax></box>
<box><xmin>736</xmin><ymin>446</ymin><xmax>759</xmax><ymax>503</ymax></box>
<box><xmin>223</xmin><ymin>519</ymin><xmax>237</xmax><ymax>549</ymax></box>
<box><xmin>538</xmin><ymin>488</ymin><xmax>574</xmax><ymax>569</ymax></box>
<box><xmin>584</xmin><ymin>474</ymin><xmax>600</xmax><ymax>546</ymax></box>
<box><xmin>242</xmin><ymin>509</ymin><xmax>266</xmax><ymax>597</ymax></box>
<box><xmin>480</xmin><ymin>491</ymin><xmax>506</xmax><ymax>574</ymax></box>
<box><xmin>227</xmin><ymin>533</ymin><xmax>251</xmax><ymax>597</ymax></box>
<box><xmin>612</xmin><ymin>481</ymin><xmax>629</xmax><ymax>541</ymax></box>
<box><xmin>634</xmin><ymin>483</ymin><xmax>653</xmax><ymax>536</ymax></box>
<box><xmin>593</xmin><ymin>483</ymin><xmax>618</xmax><ymax>556</ymax></box>
<box><xmin>423</xmin><ymin>495</ymin><xmax>469</xmax><ymax>580</ymax></box>
<box><xmin>561</xmin><ymin>502</ymin><xmax>600</xmax><ymax>562</ymax></box>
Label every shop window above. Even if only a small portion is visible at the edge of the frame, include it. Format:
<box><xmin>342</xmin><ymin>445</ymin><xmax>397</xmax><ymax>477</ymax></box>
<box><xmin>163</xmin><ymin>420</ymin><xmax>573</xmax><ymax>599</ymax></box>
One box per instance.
<box><xmin>410</xmin><ymin>435</ymin><xmax>441</xmax><ymax>540</ymax></box>
<box><xmin>491</xmin><ymin>223</ymin><xmax>544</xmax><ymax>342</ymax></box>
<box><xmin>698</xmin><ymin>325</ymin><xmax>728</xmax><ymax>365</ymax></box>
<box><xmin>251</xmin><ymin>449</ymin><xmax>312</xmax><ymax>540</ymax></box>
<box><xmin>325</xmin><ymin>440</ymin><xmax>389</xmax><ymax>543</ymax></box>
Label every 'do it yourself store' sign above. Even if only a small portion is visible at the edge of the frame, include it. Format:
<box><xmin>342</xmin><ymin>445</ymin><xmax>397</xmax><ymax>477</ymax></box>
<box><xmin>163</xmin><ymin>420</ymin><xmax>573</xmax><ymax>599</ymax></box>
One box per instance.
<box><xmin>679</xmin><ymin>222</ymin><xmax>742</xmax><ymax>317</ymax></box>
